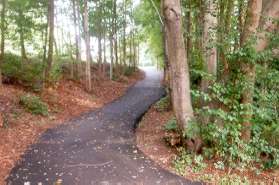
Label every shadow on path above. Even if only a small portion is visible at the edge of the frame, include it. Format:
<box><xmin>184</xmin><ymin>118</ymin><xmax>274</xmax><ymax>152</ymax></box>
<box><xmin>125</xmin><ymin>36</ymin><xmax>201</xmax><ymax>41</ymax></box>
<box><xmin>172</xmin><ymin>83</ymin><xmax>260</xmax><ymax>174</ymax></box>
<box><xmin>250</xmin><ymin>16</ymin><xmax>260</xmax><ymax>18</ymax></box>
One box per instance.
<box><xmin>7</xmin><ymin>67</ymin><xmax>201</xmax><ymax>185</ymax></box>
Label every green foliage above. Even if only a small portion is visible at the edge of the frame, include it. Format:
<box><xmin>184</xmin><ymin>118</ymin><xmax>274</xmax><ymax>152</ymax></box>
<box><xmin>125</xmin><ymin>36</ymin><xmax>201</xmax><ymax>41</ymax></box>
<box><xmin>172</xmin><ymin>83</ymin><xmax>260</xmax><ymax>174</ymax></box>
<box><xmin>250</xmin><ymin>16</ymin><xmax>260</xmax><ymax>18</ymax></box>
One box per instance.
<box><xmin>192</xmin><ymin>155</ymin><xmax>207</xmax><ymax>172</ymax></box>
<box><xmin>218</xmin><ymin>175</ymin><xmax>250</xmax><ymax>185</ymax></box>
<box><xmin>183</xmin><ymin>120</ymin><xmax>200</xmax><ymax>139</ymax></box>
<box><xmin>184</xmin><ymin>59</ymin><xmax>279</xmax><ymax>170</ymax></box>
<box><xmin>19</xmin><ymin>94</ymin><xmax>48</xmax><ymax>116</ymax></box>
<box><xmin>164</xmin><ymin>117</ymin><xmax>178</xmax><ymax>132</ymax></box>
<box><xmin>1</xmin><ymin>53</ymin><xmax>66</xmax><ymax>91</ymax></box>
<box><xmin>1</xmin><ymin>53</ymin><xmax>44</xmax><ymax>90</ymax></box>
<box><xmin>123</xmin><ymin>67</ymin><xmax>134</xmax><ymax>77</ymax></box>
<box><xmin>155</xmin><ymin>96</ymin><xmax>170</xmax><ymax>112</ymax></box>
<box><xmin>174</xmin><ymin>148</ymin><xmax>207</xmax><ymax>174</ymax></box>
<box><xmin>173</xmin><ymin>148</ymin><xmax>192</xmax><ymax>175</ymax></box>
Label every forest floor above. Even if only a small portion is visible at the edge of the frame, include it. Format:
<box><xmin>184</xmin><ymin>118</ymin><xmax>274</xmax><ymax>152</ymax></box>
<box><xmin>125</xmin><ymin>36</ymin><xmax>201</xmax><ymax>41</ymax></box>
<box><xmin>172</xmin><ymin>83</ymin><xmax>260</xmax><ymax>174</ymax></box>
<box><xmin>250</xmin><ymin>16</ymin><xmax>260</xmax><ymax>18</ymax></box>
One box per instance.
<box><xmin>136</xmin><ymin>106</ymin><xmax>279</xmax><ymax>185</ymax></box>
<box><xmin>0</xmin><ymin>70</ymin><xmax>143</xmax><ymax>185</ymax></box>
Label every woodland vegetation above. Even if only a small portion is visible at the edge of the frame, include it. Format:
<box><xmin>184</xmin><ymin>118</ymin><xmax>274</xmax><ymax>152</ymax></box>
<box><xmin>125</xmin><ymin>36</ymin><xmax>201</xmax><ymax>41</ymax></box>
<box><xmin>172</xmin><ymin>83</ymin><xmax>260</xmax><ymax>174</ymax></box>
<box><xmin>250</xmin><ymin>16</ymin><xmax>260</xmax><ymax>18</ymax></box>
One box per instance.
<box><xmin>0</xmin><ymin>0</ymin><xmax>140</xmax><ymax>92</ymax></box>
<box><xmin>136</xmin><ymin>0</ymin><xmax>279</xmax><ymax>183</ymax></box>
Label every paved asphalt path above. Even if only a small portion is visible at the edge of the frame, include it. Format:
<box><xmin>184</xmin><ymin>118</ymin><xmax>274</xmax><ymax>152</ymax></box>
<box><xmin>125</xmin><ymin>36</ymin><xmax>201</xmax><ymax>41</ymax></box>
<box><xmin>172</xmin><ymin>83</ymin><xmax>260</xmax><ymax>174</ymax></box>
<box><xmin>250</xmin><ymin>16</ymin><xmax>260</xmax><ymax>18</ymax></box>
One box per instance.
<box><xmin>7</xmin><ymin>67</ymin><xmax>201</xmax><ymax>185</ymax></box>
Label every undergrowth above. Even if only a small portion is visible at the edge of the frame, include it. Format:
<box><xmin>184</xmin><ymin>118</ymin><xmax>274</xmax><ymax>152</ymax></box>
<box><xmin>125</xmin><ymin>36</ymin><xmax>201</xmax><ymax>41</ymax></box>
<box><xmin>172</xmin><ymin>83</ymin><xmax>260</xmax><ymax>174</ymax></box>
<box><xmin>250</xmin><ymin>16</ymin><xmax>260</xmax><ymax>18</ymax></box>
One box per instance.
<box><xmin>19</xmin><ymin>94</ymin><xmax>49</xmax><ymax>116</ymax></box>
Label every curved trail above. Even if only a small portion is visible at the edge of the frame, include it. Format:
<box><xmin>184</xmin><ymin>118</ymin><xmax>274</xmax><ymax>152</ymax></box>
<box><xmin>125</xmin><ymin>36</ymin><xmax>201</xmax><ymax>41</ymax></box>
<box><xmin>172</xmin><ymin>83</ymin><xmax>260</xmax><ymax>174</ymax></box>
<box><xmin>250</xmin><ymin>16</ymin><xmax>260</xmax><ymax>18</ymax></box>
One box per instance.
<box><xmin>7</xmin><ymin>67</ymin><xmax>200</xmax><ymax>185</ymax></box>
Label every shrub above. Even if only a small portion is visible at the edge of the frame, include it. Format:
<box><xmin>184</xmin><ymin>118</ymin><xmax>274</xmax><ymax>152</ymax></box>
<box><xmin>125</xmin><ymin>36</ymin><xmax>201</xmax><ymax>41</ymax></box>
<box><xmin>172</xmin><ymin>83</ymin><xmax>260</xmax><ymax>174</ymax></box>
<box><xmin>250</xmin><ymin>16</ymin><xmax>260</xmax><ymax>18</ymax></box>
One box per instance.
<box><xmin>1</xmin><ymin>53</ymin><xmax>44</xmax><ymax>91</ymax></box>
<box><xmin>124</xmin><ymin>67</ymin><xmax>134</xmax><ymax>76</ymax></box>
<box><xmin>1</xmin><ymin>53</ymin><xmax>66</xmax><ymax>91</ymax></box>
<box><xmin>155</xmin><ymin>96</ymin><xmax>171</xmax><ymax>112</ymax></box>
<box><xmin>164</xmin><ymin>117</ymin><xmax>178</xmax><ymax>131</ymax></box>
<box><xmin>19</xmin><ymin>94</ymin><xmax>48</xmax><ymax>116</ymax></box>
<box><xmin>173</xmin><ymin>148</ymin><xmax>192</xmax><ymax>175</ymax></box>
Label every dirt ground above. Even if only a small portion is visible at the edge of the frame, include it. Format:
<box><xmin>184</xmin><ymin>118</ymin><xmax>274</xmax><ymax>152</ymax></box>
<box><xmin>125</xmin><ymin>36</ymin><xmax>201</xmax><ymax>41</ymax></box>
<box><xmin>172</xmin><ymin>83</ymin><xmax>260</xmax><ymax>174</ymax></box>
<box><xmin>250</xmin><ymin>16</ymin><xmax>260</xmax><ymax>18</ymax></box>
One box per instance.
<box><xmin>136</xmin><ymin>106</ymin><xmax>279</xmax><ymax>185</ymax></box>
<box><xmin>0</xmin><ymin>70</ymin><xmax>143</xmax><ymax>185</ymax></box>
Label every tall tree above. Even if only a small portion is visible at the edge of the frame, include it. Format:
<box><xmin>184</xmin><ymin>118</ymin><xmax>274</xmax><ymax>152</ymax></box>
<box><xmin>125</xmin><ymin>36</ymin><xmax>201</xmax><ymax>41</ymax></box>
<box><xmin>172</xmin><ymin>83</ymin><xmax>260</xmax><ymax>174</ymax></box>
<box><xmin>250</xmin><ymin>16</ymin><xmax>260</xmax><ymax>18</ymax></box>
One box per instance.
<box><xmin>45</xmin><ymin>0</ymin><xmax>55</xmax><ymax>85</ymax></box>
<box><xmin>113</xmin><ymin>0</ymin><xmax>118</xmax><ymax>73</ymax></box>
<box><xmin>239</xmin><ymin>0</ymin><xmax>262</xmax><ymax>141</ymax></box>
<box><xmin>83</xmin><ymin>0</ymin><xmax>92</xmax><ymax>91</ymax></box>
<box><xmin>0</xmin><ymin>0</ymin><xmax>6</xmax><ymax>86</ymax></box>
<box><xmin>163</xmin><ymin>0</ymin><xmax>194</xmax><ymax>130</ymax></box>
<box><xmin>72</xmin><ymin>0</ymin><xmax>81</xmax><ymax>78</ymax></box>
<box><xmin>201</xmin><ymin>0</ymin><xmax>217</xmax><ymax>92</ymax></box>
<box><xmin>18</xmin><ymin>9</ymin><xmax>27</xmax><ymax>60</ymax></box>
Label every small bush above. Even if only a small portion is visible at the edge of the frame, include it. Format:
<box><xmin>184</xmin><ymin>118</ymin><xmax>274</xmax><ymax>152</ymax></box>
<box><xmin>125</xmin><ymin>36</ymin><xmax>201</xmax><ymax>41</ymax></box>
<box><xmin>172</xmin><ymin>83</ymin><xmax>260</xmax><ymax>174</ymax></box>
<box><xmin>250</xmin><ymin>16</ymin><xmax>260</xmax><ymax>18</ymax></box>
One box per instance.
<box><xmin>164</xmin><ymin>117</ymin><xmax>178</xmax><ymax>131</ymax></box>
<box><xmin>1</xmin><ymin>53</ymin><xmax>44</xmax><ymax>90</ymax></box>
<box><xmin>124</xmin><ymin>67</ymin><xmax>134</xmax><ymax>76</ymax></box>
<box><xmin>173</xmin><ymin>148</ymin><xmax>192</xmax><ymax>175</ymax></box>
<box><xmin>19</xmin><ymin>94</ymin><xmax>48</xmax><ymax>116</ymax></box>
<box><xmin>155</xmin><ymin>96</ymin><xmax>171</xmax><ymax>112</ymax></box>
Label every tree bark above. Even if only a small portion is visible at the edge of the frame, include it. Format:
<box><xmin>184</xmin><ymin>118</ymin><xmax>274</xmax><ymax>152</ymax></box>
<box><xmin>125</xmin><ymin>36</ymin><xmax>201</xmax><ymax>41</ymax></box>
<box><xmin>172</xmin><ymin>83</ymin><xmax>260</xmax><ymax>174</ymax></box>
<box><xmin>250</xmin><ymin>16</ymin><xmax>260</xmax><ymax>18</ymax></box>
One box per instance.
<box><xmin>113</xmin><ymin>0</ymin><xmax>119</xmax><ymax>74</ymax></box>
<box><xmin>110</xmin><ymin>35</ymin><xmax>114</xmax><ymax>80</ymax></box>
<box><xmin>163</xmin><ymin>0</ymin><xmax>194</xmax><ymax>130</ymax></box>
<box><xmin>201</xmin><ymin>0</ymin><xmax>217</xmax><ymax>92</ymax></box>
<box><xmin>0</xmin><ymin>0</ymin><xmax>6</xmax><ymax>86</ymax></box>
<box><xmin>45</xmin><ymin>0</ymin><xmax>55</xmax><ymax>85</ymax></box>
<box><xmin>72</xmin><ymin>0</ymin><xmax>82</xmax><ymax>79</ymax></box>
<box><xmin>83</xmin><ymin>0</ymin><xmax>92</xmax><ymax>92</ymax></box>
<box><xmin>239</xmin><ymin>0</ymin><xmax>262</xmax><ymax>141</ymax></box>
<box><xmin>123</xmin><ymin>0</ymin><xmax>127</xmax><ymax>68</ymax></box>
<box><xmin>19</xmin><ymin>10</ymin><xmax>27</xmax><ymax>60</ymax></box>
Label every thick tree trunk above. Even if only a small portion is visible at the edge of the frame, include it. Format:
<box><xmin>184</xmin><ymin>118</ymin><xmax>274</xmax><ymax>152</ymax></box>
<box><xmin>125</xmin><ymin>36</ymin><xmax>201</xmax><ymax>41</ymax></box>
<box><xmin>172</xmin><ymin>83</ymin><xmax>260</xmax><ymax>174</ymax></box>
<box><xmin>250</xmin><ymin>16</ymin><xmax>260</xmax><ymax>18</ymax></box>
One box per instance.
<box><xmin>201</xmin><ymin>0</ymin><xmax>217</xmax><ymax>92</ymax></box>
<box><xmin>163</xmin><ymin>0</ymin><xmax>194</xmax><ymax>130</ymax></box>
<box><xmin>45</xmin><ymin>0</ymin><xmax>55</xmax><ymax>85</ymax></box>
<box><xmin>239</xmin><ymin>0</ymin><xmax>262</xmax><ymax>141</ymax></box>
<box><xmin>0</xmin><ymin>0</ymin><xmax>6</xmax><ymax>86</ymax></box>
<box><xmin>83</xmin><ymin>0</ymin><xmax>92</xmax><ymax>92</ymax></box>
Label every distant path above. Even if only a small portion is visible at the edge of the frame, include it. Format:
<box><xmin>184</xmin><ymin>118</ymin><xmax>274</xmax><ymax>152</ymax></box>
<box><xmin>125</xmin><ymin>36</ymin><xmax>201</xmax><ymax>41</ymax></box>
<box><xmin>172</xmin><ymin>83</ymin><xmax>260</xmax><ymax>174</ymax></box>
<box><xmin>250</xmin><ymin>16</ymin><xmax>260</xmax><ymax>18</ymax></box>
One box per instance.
<box><xmin>7</xmin><ymin>67</ymin><xmax>200</xmax><ymax>185</ymax></box>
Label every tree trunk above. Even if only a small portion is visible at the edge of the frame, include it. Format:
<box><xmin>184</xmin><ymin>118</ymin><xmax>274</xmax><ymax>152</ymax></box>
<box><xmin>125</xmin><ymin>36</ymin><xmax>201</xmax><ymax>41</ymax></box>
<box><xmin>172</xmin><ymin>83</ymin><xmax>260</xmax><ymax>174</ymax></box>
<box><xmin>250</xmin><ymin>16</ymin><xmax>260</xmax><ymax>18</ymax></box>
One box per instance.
<box><xmin>123</xmin><ymin>0</ymin><xmax>127</xmax><ymax>68</ymax></box>
<box><xmin>45</xmin><ymin>0</ymin><xmax>55</xmax><ymax>85</ymax></box>
<box><xmin>220</xmin><ymin>0</ymin><xmax>234</xmax><ymax>81</ymax></box>
<box><xmin>113</xmin><ymin>0</ymin><xmax>119</xmax><ymax>74</ymax></box>
<box><xmin>43</xmin><ymin>14</ymin><xmax>49</xmax><ymax>66</ymax></box>
<box><xmin>98</xmin><ymin>34</ymin><xmax>102</xmax><ymax>73</ymax></box>
<box><xmin>0</xmin><ymin>0</ymin><xmax>6</xmax><ymax>86</ymax></box>
<box><xmin>185</xmin><ymin>0</ymin><xmax>192</xmax><ymax>62</ymax></box>
<box><xmin>163</xmin><ymin>0</ymin><xmax>194</xmax><ymax>130</ymax></box>
<box><xmin>239</xmin><ymin>0</ymin><xmax>262</xmax><ymax>141</ymax></box>
<box><xmin>72</xmin><ymin>0</ymin><xmax>81</xmax><ymax>79</ymax></box>
<box><xmin>201</xmin><ymin>0</ymin><xmax>217</xmax><ymax>92</ymax></box>
<box><xmin>83</xmin><ymin>0</ymin><xmax>92</xmax><ymax>92</ymax></box>
<box><xmin>110</xmin><ymin>34</ymin><xmax>114</xmax><ymax>80</ymax></box>
<box><xmin>19</xmin><ymin>10</ymin><xmax>27</xmax><ymax>60</ymax></box>
<box><xmin>103</xmin><ymin>36</ymin><xmax>107</xmax><ymax>76</ymax></box>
